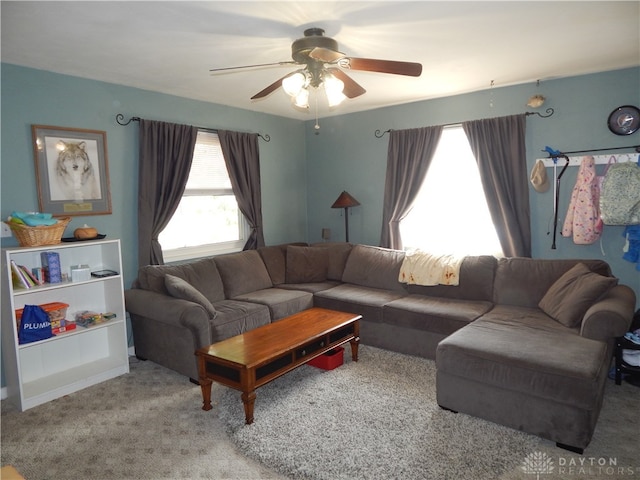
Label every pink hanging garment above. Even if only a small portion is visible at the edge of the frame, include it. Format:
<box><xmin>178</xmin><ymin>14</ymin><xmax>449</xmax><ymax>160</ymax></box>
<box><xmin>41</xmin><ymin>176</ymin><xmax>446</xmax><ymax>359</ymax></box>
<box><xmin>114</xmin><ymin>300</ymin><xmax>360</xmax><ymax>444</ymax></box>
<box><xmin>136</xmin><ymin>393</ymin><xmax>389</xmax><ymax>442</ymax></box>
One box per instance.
<box><xmin>561</xmin><ymin>156</ymin><xmax>601</xmax><ymax>244</ymax></box>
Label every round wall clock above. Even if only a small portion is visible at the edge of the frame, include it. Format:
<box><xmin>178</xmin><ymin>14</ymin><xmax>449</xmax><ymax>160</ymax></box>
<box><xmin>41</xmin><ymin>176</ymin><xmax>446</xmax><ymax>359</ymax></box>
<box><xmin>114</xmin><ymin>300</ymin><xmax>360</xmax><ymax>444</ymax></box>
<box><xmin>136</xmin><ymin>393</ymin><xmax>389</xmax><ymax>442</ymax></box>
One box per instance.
<box><xmin>607</xmin><ymin>105</ymin><xmax>640</xmax><ymax>135</ymax></box>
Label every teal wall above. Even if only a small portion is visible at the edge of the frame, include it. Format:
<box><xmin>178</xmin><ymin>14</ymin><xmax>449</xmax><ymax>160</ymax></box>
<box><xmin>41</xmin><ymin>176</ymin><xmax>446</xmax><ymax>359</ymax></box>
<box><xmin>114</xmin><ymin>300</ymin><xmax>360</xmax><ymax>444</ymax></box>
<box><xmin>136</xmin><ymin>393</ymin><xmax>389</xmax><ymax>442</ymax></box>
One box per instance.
<box><xmin>305</xmin><ymin>67</ymin><xmax>639</xmax><ymax>304</ymax></box>
<box><xmin>2</xmin><ymin>64</ymin><xmax>639</xmax><ymax>389</ymax></box>
<box><xmin>1</xmin><ymin>63</ymin><xmax>308</xmax><ymax>289</ymax></box>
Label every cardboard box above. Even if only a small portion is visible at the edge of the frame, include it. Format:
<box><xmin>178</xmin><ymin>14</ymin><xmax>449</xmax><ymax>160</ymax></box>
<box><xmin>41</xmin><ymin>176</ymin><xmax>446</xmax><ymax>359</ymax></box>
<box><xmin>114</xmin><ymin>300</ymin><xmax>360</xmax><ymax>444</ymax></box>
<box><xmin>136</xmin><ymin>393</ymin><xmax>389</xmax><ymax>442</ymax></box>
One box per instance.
<box><xmin>40</xmin><ymin>251</ymin><xmax>62</xmax><ymax>283</ymax></box>
<box><xmin>16</xmin><ymin>302</ymin><xmax>69</xmax><ymax>330</ymax></box>
<box><xmin>70</xmin><ymin>264</ymin><xmax>91</xmax><ymax>282</ymax></box>
<box><xmin>308</xmin><ymin>346</ymin><xmax>344</xmax><ymax>370</ymax></box>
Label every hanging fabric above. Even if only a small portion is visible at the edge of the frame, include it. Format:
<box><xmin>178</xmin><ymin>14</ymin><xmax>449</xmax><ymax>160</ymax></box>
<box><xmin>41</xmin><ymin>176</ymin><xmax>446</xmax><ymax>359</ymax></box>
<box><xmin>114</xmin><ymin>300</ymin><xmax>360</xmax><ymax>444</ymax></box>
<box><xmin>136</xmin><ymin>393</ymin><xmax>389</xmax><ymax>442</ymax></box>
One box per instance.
<box><xmin>594</xmin><ymin>156</ymin><xmax>617</xmax><ymax>234</ymax></box>
<box><xmin>622</xmin><ymin>225</ymin><xmax>640</xmax><ymax>271</ymax></box>
<box><xmin>561</xmin><ymin>156</ymin><xmax>601</xmax><ymax>245</ymax></box>
<box><xmin>600</xmin><ymin>155</ymin><xmax>640</xmax><ymax>225</ymax></box>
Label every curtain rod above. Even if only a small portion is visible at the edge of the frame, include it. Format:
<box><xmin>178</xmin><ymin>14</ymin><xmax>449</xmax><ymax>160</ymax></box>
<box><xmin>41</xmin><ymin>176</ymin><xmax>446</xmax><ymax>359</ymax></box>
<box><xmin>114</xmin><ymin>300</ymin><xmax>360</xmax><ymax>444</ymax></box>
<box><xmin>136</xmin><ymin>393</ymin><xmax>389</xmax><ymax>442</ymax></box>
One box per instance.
<box><xmin>374</xmin><ymin>108</ymin><xmax>555</xmax><ymax>138</ymax></box>
<box><xmin>115</xmin><ymin>114</ymin><xmax>270</xmax><ymax>142</ymax></box>
<box><xmin>541</xmin><ymin>144</ymin><xmax>640</xmax><ymax>156</ymax></box>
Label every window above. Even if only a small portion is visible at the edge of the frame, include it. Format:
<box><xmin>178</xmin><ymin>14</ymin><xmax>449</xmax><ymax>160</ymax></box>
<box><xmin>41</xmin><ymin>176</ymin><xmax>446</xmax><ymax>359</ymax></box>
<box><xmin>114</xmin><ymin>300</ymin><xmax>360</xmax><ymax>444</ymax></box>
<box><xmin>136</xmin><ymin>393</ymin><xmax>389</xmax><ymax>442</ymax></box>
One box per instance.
<box><xmin>159</xmin><ymin>131</ymin><xmax>247</xmax><ymax>262</ymax></box>
<box><xmin>400</xmin><ymin>126</ymin><xmax>503</xmax><ymax>257</ymax></box>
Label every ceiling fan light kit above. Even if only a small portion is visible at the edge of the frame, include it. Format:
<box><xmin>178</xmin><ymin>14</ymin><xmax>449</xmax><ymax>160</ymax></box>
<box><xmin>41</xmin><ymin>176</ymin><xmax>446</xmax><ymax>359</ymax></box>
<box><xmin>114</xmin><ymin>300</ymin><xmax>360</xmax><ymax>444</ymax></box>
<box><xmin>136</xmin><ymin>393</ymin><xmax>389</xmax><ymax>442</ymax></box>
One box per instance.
<box><xmin>281</xmin><ymin>68</ymin><xmax>347</xmax><ymax>109</ymax></box>
<box><xmin>212</xmin><ymin>27</ymin><xmax>422</xmax><ymax>112</ymax></box>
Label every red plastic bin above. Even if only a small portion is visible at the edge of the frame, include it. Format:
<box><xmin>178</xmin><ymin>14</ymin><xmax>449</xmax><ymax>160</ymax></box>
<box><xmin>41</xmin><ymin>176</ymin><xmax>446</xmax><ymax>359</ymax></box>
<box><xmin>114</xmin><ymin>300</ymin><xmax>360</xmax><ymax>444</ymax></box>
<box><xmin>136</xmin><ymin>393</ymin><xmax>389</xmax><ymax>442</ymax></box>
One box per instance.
<box><xmin>308</xmin><ymin>346</ymin><xmax>344</xmax><ymax>370</ymax></box>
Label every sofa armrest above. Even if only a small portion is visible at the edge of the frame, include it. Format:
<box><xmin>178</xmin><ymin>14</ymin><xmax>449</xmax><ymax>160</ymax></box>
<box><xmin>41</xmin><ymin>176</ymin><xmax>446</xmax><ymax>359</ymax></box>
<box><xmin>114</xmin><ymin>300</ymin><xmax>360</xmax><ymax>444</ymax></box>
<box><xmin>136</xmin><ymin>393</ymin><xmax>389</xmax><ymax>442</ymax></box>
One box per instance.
<box><xmin>124</xmin><ymin>289</ymin><xmax>211</xmax><ymax>347</ymax></box>
<box><xmin>580</xmin><ymin>285</ymin><xmax>637</xmax><ymax>342</ymax></box>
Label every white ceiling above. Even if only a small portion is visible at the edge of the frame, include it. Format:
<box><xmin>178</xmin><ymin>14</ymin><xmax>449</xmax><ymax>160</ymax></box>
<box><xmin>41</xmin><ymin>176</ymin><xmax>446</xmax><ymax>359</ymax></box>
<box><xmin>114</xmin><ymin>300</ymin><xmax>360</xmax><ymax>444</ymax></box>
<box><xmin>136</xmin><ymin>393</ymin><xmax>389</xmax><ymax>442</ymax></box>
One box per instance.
<box><xmin>2</xmin><ymin>1</ymin><xmax>639</xmax><ymax>120</ymax></box>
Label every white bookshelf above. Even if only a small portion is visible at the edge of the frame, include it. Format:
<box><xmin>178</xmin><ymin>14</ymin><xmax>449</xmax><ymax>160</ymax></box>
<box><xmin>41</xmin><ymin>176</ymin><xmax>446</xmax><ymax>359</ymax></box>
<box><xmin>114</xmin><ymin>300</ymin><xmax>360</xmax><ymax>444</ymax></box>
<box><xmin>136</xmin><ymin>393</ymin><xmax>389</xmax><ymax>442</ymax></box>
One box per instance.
<box><xmin>1</xmin><ymin>239</ymin><xmax>129</xmax><ymax>411</ymax></box>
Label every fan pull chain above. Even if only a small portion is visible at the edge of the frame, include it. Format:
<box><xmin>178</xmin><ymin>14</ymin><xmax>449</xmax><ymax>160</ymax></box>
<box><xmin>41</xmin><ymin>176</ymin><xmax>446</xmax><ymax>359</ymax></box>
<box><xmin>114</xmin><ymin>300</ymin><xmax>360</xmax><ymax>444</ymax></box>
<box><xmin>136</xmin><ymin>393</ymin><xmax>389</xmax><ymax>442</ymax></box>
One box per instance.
<box><xmin>314</xmin><ymin>92</ymin><xmax>320</xmax><ymax>134</ymax></box>
<box><xmin>489</xmin><ymin>80</ymin><xmax>495</xmax><ymax>108</ymax></box>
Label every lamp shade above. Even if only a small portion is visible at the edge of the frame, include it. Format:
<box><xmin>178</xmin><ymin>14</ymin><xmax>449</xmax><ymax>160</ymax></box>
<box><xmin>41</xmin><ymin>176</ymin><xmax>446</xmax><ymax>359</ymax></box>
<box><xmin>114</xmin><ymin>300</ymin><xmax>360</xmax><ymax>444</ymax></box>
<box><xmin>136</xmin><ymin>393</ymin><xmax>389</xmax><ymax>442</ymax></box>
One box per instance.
<box><xmin>331</xmin><ymin>191</ymin><xmax>360</xmax><ymax>209</ymax></box>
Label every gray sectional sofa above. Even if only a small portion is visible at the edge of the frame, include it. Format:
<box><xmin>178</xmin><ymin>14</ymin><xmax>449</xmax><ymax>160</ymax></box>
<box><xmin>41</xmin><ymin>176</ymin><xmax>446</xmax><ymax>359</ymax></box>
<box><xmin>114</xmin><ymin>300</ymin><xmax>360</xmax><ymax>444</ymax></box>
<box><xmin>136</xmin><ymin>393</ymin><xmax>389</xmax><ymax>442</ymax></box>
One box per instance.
<box><xmin>124</xmin><ymin>242</ymin><xmax>636</xmax><ymax>452</ymax></box>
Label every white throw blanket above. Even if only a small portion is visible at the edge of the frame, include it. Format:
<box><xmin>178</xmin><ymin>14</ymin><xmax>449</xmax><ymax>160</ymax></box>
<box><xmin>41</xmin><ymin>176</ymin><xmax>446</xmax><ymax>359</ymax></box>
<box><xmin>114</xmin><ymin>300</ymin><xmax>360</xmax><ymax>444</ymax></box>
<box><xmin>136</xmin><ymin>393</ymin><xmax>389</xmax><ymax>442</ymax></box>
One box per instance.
<box><xmin>398</xmin><ymin>250</ymin><xmax>464</xmax><ymax>286</ymax></box>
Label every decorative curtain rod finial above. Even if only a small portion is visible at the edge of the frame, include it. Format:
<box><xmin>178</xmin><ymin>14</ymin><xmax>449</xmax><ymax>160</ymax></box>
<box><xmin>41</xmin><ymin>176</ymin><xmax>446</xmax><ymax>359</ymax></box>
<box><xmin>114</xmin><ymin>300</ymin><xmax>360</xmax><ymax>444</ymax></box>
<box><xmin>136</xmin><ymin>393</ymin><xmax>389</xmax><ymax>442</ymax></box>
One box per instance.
<box><xmin>115</xmin><ymin>114</ymin><xmax>141</xmax><ymax>126</ymax></box>
<box><xmin>525</xmin><ymin>108</ymin><xmax>554</xmax><ymax>118</ymax></box>
<box><xmin>375</xmin><ymin>129</ymin><xmax>392</xmax><ymax>138</ymax></box>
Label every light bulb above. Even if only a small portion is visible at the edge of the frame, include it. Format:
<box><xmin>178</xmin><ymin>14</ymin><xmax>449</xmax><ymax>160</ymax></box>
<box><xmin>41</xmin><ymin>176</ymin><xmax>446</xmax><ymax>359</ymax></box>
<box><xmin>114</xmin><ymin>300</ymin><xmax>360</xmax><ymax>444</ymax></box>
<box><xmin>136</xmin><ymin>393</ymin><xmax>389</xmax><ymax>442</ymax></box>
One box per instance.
<box><xmin>282</xmin><ymin>71</ymin><xmax>306</xmax><ymax>96</ymax></box>
<box><xmin>293</xmin><ymin>87</ymin><xmax>309</xmax><ymax>108</ymax></box>
<box><xmin>324</xmin><ymin>73</ymin><xmax>345</xmax><ymax>107</ymax></box>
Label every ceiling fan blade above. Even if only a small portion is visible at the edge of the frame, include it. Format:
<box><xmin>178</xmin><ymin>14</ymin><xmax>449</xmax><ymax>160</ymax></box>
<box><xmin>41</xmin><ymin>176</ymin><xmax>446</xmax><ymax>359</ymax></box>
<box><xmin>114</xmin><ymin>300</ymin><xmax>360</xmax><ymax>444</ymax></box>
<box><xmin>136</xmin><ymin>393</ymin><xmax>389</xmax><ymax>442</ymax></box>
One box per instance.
<box><xmin>328</xmin><ymin>68</ymin><xmax>366</xmax><ymax>99</ymax></box>
<box><xmin>250</xmin><ymin>75</ymin><xmax>290</xmax><ymax>100</ymax></box>
<box><xmin>210</xmin><ymin>61</ymin><xmax>296</xmax><ymax>74</ymax></box>
<box><xmin>309</xmin><ymin>47</ymin><xmax>345</xmax><ymax>63</ymax></box>
<box><xmin>342</xmin><ymin>57</ymin><xmax>422</xmax><ymax>77</ymax></box>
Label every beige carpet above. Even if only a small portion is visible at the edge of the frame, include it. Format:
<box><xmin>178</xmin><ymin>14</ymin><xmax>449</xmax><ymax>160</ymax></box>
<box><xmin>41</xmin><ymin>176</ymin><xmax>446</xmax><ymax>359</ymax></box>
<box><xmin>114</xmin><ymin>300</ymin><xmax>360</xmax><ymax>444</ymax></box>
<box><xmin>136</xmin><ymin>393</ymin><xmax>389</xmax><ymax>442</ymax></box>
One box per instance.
<box><xmin>1</xmin><ymin>347</ymin><xmax>638</xmax><ymax>480</ymax></box>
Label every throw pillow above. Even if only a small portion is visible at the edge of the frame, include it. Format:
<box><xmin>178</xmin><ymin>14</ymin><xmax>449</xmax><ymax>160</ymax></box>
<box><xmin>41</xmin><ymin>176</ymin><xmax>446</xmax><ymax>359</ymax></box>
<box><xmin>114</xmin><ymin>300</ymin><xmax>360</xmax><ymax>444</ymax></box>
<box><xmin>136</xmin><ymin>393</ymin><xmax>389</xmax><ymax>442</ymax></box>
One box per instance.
<box><xmin>538</xmin><ymin>263</ymin><xmax>617</xmax><ymax>328</ymax></box>
<box><xmin>164</xmin><ymin>274</ymin><xmax>217</xmax><ymax>318</ymax></box>
<box><xmin>286</xmin><ymin>246</ymin><xmax>329</xmax><ymax>283</ymax></box>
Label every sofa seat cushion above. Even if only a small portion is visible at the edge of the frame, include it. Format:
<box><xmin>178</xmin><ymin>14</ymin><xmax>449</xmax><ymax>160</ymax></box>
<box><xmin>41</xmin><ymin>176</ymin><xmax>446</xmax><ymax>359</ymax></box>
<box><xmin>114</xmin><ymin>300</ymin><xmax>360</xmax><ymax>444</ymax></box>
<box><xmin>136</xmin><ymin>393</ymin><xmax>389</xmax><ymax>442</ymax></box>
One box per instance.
<box><xmin>278</xmin><ymin>281</ymin><xmax>341</xmax><ymax>294</ymax></box>
<box><xmin>314</xmin><ymin>284</ymin><xmax>407</xmax><ymax>323</ymax></box>
<box><xmin>209</xmin><ymin>300</ymin><xmax>271</xmax><ymax>343</ymax></box>
<box><xmin>384</xmin><ymin>295</ymin><xmax>493</xmax><ymax>336</ymax></box>
<box><xmin>437</xmin><ymin>310</ymin><xmax>609</xmax><ymax>410</ymax></box>
<box><xmin>479</xmin><ymin>304</ymin><xmax>579</xmax><ymax>333</ymax></box>
<box><xmin>232</xmin><ymin>288</ymin><xmax>313</xmax><ymax>320</ymax></box>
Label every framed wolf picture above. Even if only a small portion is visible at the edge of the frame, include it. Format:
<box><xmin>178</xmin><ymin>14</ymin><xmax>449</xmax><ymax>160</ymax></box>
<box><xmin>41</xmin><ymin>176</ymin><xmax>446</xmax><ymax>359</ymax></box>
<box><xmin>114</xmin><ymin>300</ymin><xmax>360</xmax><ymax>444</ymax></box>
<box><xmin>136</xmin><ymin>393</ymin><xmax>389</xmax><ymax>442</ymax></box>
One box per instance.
<box><xmin>32</xmin><ymin>125</ymin><xmax>112</xmax><ymax>216</ymax></box>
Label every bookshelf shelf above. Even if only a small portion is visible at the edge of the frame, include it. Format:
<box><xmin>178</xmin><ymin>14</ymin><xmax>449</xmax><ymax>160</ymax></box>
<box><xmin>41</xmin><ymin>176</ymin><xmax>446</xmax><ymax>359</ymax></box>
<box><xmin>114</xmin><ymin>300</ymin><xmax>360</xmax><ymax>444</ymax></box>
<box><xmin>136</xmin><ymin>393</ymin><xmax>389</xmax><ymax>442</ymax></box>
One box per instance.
<box><xmin>2</xmin><ymin>239</ymin><xmax>129</xmax><ymax>411</ymax></box>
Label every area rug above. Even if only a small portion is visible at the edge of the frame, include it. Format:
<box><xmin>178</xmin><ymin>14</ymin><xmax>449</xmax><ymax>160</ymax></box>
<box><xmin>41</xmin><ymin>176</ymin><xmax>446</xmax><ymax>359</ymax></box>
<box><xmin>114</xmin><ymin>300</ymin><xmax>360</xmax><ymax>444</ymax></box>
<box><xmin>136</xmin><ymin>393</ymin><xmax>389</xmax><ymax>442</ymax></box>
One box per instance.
<box><xmin>217</xmin><ymin>345</ymin><xmax>640</xmax><ymax>480</ymax></box>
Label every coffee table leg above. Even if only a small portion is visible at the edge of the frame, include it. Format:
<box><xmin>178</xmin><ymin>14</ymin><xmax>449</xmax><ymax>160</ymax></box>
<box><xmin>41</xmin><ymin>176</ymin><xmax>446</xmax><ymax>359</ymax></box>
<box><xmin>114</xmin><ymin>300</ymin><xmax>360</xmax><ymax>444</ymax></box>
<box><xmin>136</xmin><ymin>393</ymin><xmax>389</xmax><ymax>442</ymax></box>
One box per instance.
<box><xmin>350</xmin><ymin>336</ymin><xmax>360</xmax><ymax>362</ymax></box>
<box><xmin>200</xmin><ymin>378</ymin><xmax>213</xmax><ymax>411</ymax></box>
<box><xmin>241</xmin><ymin>390</ymin><xmax>257</xmax><ymax>424</ymax></box>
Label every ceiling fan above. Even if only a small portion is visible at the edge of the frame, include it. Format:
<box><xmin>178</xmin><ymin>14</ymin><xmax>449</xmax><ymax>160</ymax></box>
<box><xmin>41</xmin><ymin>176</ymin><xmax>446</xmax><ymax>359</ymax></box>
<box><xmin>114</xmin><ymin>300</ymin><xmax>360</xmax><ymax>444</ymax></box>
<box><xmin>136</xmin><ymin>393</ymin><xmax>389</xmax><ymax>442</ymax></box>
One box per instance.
<box><xmin>209</xmin><ymin>28</ymin><xmax>422</xmax><ymax>109</ymax></box>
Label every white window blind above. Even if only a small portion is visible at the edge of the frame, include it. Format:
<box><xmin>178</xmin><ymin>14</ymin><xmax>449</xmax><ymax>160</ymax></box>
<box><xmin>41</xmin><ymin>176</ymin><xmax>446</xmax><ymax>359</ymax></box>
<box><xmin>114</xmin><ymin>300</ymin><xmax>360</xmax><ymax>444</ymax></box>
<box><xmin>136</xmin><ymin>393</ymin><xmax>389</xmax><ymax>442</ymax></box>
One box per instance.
<box><xmin>185</xmin><ymin>132</ymin><xmax>232</xmax><ymax>192</ymax></box>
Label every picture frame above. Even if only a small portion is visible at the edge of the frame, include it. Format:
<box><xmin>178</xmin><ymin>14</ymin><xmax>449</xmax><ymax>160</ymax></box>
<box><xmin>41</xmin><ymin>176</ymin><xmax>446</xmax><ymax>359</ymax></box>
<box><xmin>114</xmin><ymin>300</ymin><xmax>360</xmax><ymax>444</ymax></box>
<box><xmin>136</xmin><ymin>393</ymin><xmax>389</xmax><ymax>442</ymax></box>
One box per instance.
<box><xmin>32</xmin><ymin>125</ymin><xmax>112</xmax><ymax>216</ymax></box>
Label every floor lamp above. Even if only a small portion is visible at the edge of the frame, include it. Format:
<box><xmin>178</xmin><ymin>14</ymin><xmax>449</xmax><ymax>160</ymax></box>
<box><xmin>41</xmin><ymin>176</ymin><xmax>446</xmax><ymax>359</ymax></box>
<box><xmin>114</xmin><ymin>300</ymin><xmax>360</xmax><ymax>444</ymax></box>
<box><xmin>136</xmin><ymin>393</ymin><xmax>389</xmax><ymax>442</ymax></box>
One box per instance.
<box><xmin>331</xmin><ymin>191</ymin><xmax>360</xmax><ymax>242</ymax></box>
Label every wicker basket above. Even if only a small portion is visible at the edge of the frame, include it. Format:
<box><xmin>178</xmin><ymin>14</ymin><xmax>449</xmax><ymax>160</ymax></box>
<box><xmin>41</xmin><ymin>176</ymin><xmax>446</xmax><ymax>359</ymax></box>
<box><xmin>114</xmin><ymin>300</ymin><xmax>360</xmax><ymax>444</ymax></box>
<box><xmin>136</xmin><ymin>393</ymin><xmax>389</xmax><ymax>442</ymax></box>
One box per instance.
<box><xmin>9</xmin><ymin>217</ymin><xmax>71</xmax><ymax>247</ymax></box>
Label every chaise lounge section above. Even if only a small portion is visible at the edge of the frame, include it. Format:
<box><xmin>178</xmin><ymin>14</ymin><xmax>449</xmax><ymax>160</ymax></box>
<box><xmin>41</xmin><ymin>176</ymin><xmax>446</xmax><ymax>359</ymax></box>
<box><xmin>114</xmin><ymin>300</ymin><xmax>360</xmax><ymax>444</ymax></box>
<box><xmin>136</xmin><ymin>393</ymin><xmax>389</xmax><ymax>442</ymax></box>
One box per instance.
<box><xmin>124</xmin><ymin>242</ymin><xmax>635</xmax><ymax>452</ymax></box>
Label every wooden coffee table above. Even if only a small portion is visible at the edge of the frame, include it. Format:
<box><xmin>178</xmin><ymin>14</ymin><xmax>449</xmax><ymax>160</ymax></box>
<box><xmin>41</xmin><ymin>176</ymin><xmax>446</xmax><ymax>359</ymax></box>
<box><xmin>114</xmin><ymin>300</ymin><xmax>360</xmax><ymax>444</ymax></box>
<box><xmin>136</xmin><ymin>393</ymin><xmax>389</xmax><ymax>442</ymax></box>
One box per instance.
<box><xmin>196</xmin><ymin>307</ymin><xmax>361</xmax><ymax>424</ymax></box>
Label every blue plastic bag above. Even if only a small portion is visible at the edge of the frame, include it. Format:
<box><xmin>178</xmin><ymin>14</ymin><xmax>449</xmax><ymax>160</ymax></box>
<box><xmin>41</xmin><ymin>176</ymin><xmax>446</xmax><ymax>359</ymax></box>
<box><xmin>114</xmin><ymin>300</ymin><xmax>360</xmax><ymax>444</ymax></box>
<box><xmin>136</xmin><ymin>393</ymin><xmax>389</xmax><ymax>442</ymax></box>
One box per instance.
<box><xmin>18</xmin><ymin>304</ymin><xmax>53</xmax><ymax>344</ymax></box>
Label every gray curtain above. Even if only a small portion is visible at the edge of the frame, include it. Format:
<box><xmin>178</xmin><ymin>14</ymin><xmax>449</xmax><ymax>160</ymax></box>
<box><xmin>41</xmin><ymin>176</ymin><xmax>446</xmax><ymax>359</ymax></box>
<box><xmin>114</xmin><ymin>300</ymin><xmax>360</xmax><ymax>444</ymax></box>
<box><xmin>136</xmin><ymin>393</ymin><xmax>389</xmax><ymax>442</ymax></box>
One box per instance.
<box><xmin>218</xmin><ymin>130</ymin><xmax>265</xmax><ymax>250</ymax></box>
<box><xmin>137</xmin><ymin>119</ymin><xmax>198</xmax><ymax>267</ymax></box>
<box><xmin>462</xmin><ymin>114</ymin><xmax>531</xmax><ymax>257</ymax></box>
<box><xmin>380</xmin><ymin>126</ymin><xmax>443</xmax><ymax>249</ymax></box>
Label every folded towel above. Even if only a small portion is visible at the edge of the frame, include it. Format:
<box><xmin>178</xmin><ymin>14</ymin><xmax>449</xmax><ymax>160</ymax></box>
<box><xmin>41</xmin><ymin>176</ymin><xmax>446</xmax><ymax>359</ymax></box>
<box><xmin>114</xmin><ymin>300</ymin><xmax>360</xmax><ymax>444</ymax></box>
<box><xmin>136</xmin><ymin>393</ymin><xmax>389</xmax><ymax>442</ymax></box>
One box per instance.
<box><xmin>11</xmin><ymin>211</ymin><xmax>57</xmax><ymax>227</ymax></box>
<box><xmin>398</xmin><ymin>249</ymin><xmax>464</xmax><ymax>286</ymax></box>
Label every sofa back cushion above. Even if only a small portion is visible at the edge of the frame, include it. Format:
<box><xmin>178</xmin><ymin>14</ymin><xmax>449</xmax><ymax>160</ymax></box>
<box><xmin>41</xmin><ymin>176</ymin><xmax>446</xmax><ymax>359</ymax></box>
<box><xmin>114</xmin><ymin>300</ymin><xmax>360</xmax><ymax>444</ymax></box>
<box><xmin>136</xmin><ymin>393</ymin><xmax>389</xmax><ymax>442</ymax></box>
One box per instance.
<box><xmin>258</xmin><ymin>243</ymin><xmax>307</xmax><ymax>285</ymax></box>
<box><xmin>136</xmin><ymin>257</ymin><xmax>225</xmax><ymax>303</ymax></box>
<box><xmin>286</xmin><ymin>246</ymin><xmax>329</xmax><ymax>283</ymax></box>
<box><xmin>493</xmin><ymin>257</ymin><xmax>612</xmax><ymax>308</ymax></box>
<box><xmin>342</xmin><ymin>244</ymin><xmax>406</xmax><ymax>292</ymax></box>
<box><xmin>406</xmin><ymin>255</ymin><xmax>497</xmax><ymax>301</ymax></box>
<box><xmin>311</xmin><ymin>242</ymin><xmax>353</xmax><ymax>281</ymax></box>
<box><xmin>214</xmin><ymin>250</ymin><xmax>273</xmax><ymax>298</ymax></box>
